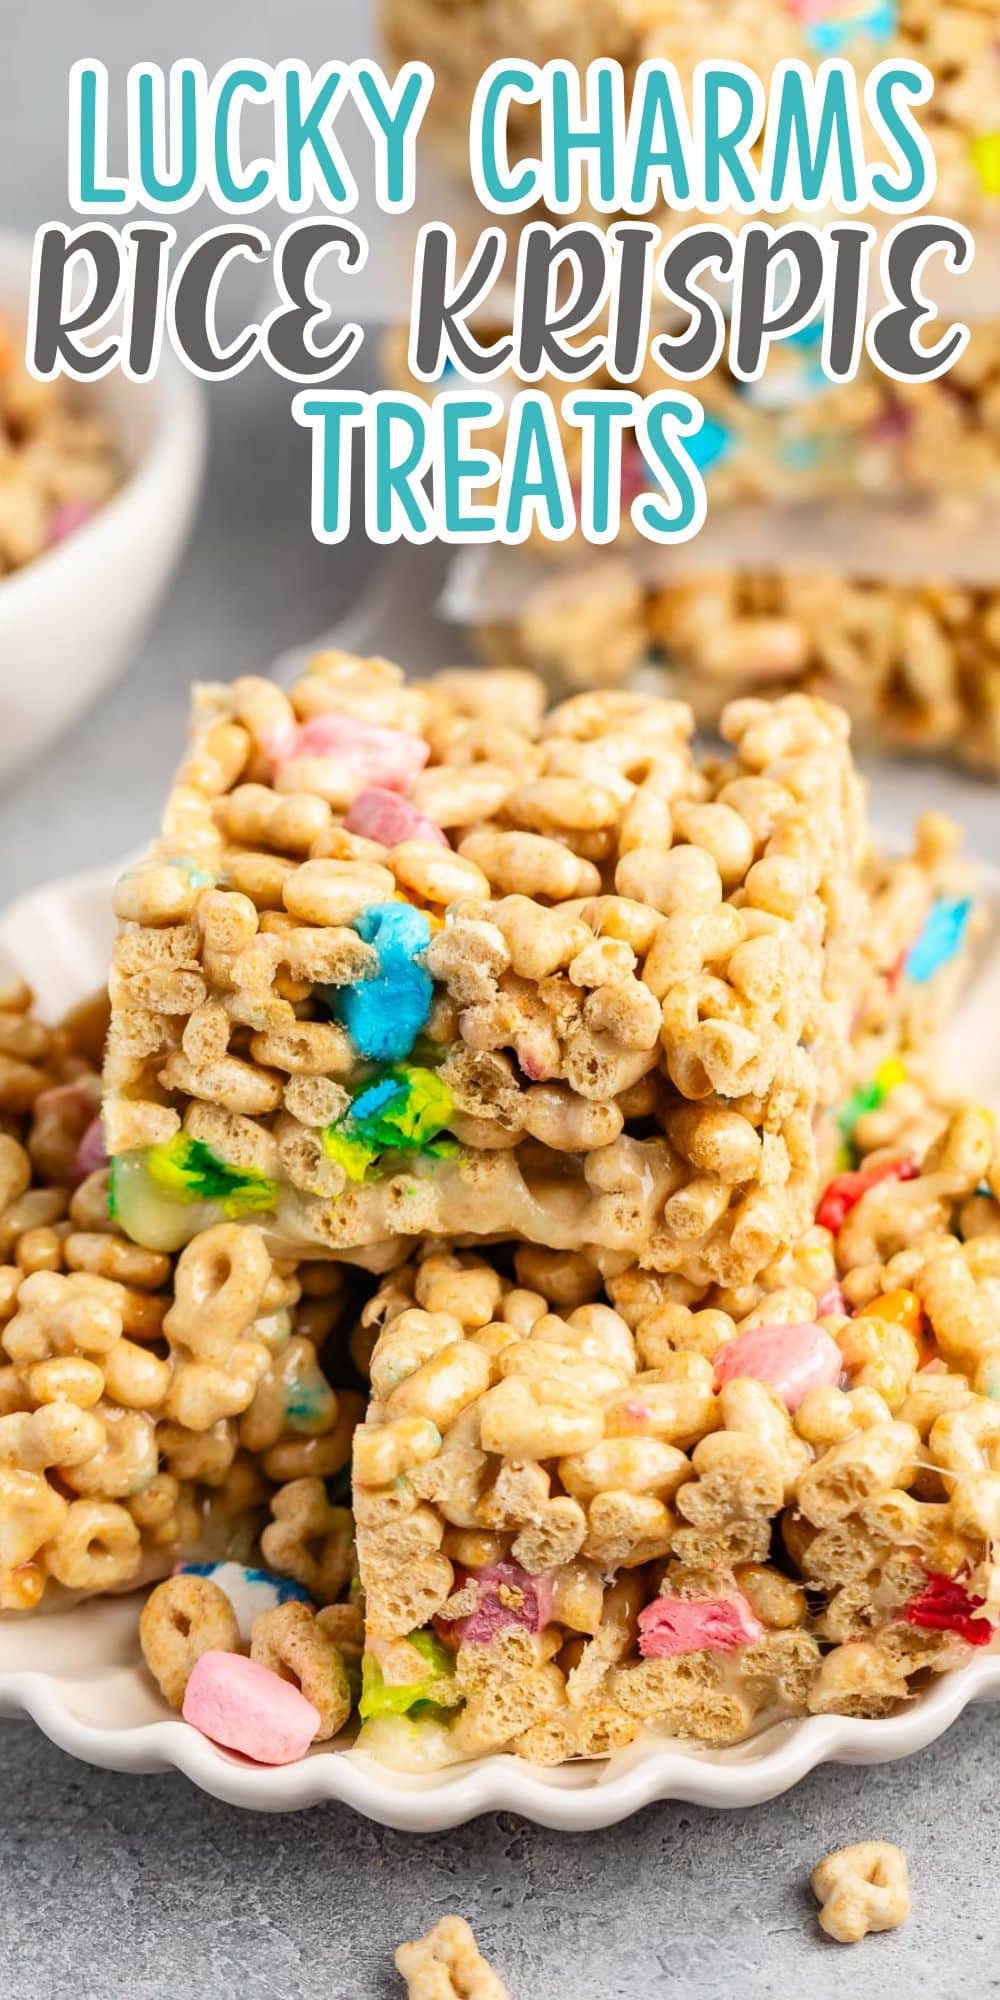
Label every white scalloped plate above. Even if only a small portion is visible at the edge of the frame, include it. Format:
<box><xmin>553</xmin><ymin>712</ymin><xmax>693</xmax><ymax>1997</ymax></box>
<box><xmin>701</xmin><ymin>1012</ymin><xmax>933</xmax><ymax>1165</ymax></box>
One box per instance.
<box><xmin>2</xmin><ymin>856</ymin><xmax>1000</xmax><ymax>1827</ymax></box>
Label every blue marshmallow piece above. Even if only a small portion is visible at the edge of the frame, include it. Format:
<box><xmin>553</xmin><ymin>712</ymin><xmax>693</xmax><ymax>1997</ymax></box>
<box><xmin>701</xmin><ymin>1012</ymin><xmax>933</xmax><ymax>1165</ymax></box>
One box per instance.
<box><xmin>904</xmin><ymin>895</ymin><xmax>974</xmax><ymax>985</ymax></box>
<box><xmin>802</xmin><ymin>0</ymin><xmax>897</xmax><ymax>53</ymax></box>
<box><xmin>329</xmin><ymin>902</ymin><xmax>434</xmax><ymax>1062</ymax></box>
<box><xmin>176</xmin><ymin>1561</ymin><xmax>313</xmax><ymax>1642</ymax></box>
<box><xmin>688</xmin><ymin>412</ymin><xmax>733</xmax><ymax>475</ymax></box>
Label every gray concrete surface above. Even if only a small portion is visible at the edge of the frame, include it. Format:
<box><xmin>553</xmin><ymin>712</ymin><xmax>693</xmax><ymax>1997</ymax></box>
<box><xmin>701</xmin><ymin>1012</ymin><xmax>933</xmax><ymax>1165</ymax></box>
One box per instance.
<box><xmin>3</xmin><ymin>1707</ymin><xmax>1000</xmax><ymax>2000</ymax></box>
<box><xmin>2</xmin><ymin>8</ymin><xmax>1000</xmax><ymax>1999</ymax></box>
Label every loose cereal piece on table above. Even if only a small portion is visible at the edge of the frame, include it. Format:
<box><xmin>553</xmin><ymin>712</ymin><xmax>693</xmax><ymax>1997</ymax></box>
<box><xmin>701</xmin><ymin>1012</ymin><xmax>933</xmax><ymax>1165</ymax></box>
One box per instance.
<box><xmin>352</xmin><ymin>1101</ymin><xmax>1000</xmax><ymax>1771</ymax></box>
<box><xmin>395</xmin><ymin>1916</ymin><xmax>509</xmax><ymax>2000</ymax></box>
<box><xmin>104</xmin><ymin>651</ymin><xmax>883</xmax><ymax>1290</ymax></box>
<box><xmin>811</xmin><ymin>1842</ymin><xmax>911</xmax><ymax>1944</ymax></box>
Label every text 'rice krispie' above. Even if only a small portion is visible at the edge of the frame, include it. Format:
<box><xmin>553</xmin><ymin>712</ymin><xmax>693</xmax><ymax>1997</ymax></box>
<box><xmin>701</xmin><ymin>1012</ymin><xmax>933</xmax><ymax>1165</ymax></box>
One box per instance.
<box><xmin>482</xmin><ymin>562</ymin><xmax>1000</xmax><ymax>773</ymax></box>
<box><xmin>103</xmin><ymin>653</ymin><xmax>891</xmax><ymax>1288</ymax></box>
<box><xmin>0</xmin><ymin>979</ymin><xmax>362</xmax><ymax>1614</ymax></box>
<box><xmin>353</xmin><ymin>1083</ymin><xmax>1000</xmax><ymax>1771</ymax></box>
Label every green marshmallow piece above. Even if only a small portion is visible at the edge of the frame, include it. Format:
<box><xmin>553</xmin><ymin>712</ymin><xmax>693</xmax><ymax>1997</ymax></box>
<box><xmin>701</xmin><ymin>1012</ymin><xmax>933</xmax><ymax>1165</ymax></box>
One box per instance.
<box><xmin>143</xmin><ymin>1134</ymin><xmax>278</xmax><ymax>1216</ymax></box>
<box><xmin>322</xmin><ymin>1066</ymin><xmax>460</xmax><ymax>1184</ymax></box>
<box><xmin>358</xmin><ymin>1630</ymin><xmax>455</xmax><ymax>1721</ymax></box>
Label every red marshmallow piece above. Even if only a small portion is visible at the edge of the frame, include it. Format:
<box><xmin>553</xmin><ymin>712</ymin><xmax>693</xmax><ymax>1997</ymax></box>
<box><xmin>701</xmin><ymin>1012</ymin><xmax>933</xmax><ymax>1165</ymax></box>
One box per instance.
<box><xmin>903</xmin><ymin>1572</ymin><xmax>994</xmax><ymax>1647</ymax></box>
<box><xmin>816</xmin><ymin>1157</ymin><xmax>919</xmax><ymax>1234</ymax></box>
<box><xmin>182</xmin><ymin>1649</ymin><xmax>320</xmax><ymax>1763</ymax></box>
<box><xmin>453</xmin><ymin>1560</ymin><xmax>554</xmax><ymax>1645</ymax></box>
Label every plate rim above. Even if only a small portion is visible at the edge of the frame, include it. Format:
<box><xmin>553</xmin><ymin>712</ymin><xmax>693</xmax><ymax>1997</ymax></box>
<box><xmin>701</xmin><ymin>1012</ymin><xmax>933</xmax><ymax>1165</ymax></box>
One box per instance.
<box><xmin>2</xmin><ymin>1639</ymin><xmax>999</xmax><ymax>1828</ymax></box>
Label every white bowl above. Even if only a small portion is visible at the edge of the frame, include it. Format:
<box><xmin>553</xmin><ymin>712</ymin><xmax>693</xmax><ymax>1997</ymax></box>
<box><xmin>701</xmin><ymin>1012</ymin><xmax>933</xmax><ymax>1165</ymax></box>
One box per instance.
<box><xmin>1</xmin><ymin>857</ymin><xmax>999</xmax><ymax>1828</ymax></box>
<box><xmin>0</xmin><ymin>231</ymin><xmax>204</xmax><ymax>783</ymax></box>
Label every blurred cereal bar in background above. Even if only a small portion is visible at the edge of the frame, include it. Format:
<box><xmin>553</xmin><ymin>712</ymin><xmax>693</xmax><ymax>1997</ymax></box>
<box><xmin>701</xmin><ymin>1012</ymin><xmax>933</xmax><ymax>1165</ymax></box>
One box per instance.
<box><xmin>381</xmin><ymin>0</ymin><xmax>1000</xmax><ymax>233</ymax></box>
<box><xmin>480</xmin><ymin>561</ymin><xmax>1000</xmax><ymax>772</ymax></box>
<box><xmin>383</xmin><ymin>320</ymin><xmax>1000</xmax><ymax>530</ymax></box>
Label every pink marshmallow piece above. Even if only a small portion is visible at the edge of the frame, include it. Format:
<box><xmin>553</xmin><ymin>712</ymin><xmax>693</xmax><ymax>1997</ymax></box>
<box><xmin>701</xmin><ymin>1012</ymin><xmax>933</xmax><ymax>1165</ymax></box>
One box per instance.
<box><xmin>73</xmin><ymin>1114</ymin><xmax>108</xmax><ymax>1185</ymax></box>
<box><xmin>182</xmin><ymin>1649</ymin><xmax>319</xmax><ymax>1765</ymax></box>
<box><xmin>344</xmin><ymin>785</ymin><xmax>448</xmax><ymax>849</ymax></box>
<box><xmin>638</xmin><ymin>1593</ymin><xmax>764</xmax><ymax>1660</ymax></box>
<box><xmin>792</xmin><ymin>0</ymin><xmax>852</xmax><ymax>19</ymax></box>
<box><xmin>48</xmin><ymin>500</ymin><xmax>95</xmax><ymax>546</ymax></box>
<box><xmin>454</xmin><ymin>1560</ymin><xmax>554</xmax><ymax>1644</ymax></box>
<box><xmin>816</xmin><ymin>1281</ymin><xmax>848</xmax><ymax>1319</ymax></box>
<box><xmin>266</xmin><ymin>714</ymin><xmax>429</xmax><ymax>791</ymax></box>
<box><xmin>713</xmin><ymin>1321</ymin><xmax>843</xmax><ymax>1412</ymax></box>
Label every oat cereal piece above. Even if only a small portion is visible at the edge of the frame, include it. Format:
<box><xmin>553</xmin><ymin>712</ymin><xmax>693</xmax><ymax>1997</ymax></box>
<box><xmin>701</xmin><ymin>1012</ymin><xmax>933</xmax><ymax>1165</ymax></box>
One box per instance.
<box><xmin>260</xmin><ymin>1475</ymin><xmax>355</xmax><ymax>1604</ymax></box>
<box><xmin>249</xmin><ymin>1598</ymin><xmax>351</xmax><ymax>1739</ymax></box>
<box><xmin>105</xmin><ymin>653</ymin><xmax>882</xmax><ymax>1290</ymax></box>
<box><xmin>139</xmin><ymin>1572</ymin><xmax>241</xmax><ymax>1708</ymax></box>
<box><xmin>395</xmin><ymin>1917</ymin><xmax>509</xmax><ymax>2000</ymax></box>
<box><xmin>811</xmin><ymin>1842</ymin><xmax>911</xmax><ymax>1944</ymax></box>
<box><xmin>173</xmin><ymin>1558</ymin><xmax>312</xmax><ymax>1640</ymax></box>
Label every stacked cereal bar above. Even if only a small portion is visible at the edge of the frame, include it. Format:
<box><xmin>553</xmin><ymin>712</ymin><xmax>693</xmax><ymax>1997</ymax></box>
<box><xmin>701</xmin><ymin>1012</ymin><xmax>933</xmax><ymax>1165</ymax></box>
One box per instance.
<box><xmin>382</xmin><ymin>0</ymin><xmax>1000</xmax><ymax>228</ymax></box>
<box><xmin>0</xmin><ymin>979</ymin><xmax>359</xmax><ymax>1614</ymax></box>
<box><xmin>482</xmin><ymin>563</ymin><xmax>1000</xmax><ymax>772</ymax></box>
<box><xmin>354</xmin><ymin>1086</ymin><xmax>1000</xmax><ymax>1768</ymax></box>
<box><xmin>103</xmin><ymin>652</ymin><xmax>889</xmax><ymax>1288</ymax></box>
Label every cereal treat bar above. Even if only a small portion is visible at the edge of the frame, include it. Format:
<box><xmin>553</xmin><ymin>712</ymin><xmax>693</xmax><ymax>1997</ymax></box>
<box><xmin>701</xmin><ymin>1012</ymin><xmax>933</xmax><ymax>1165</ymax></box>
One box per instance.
<box><xmin>0</xmin><ymin>979</ymin><xmax>360</xmax><ymax>1612</ymax></box>
<box><xmin>354</xmin><ymin>1088</ymin><xmax>1000</xmax><ymax>1770</ymax></box>
<box><xmin>382</xmin><ymin>0</ymin><xmax>1000</xmax><ymax>229</ymax></box>
<box><xmin>104</xmin><ymin>652</ymin><xmax>876</xmax><ymax>1287</ymax></box>
<box><xmin>482</xmin><ymin>563</ymin><xmax>1000</xmax><ymax>773</ymax></box>
<box><xmin>0</xmin><ymin>321</ymin><xmax>118</xmax><ymax>575</ymax></box>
